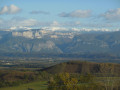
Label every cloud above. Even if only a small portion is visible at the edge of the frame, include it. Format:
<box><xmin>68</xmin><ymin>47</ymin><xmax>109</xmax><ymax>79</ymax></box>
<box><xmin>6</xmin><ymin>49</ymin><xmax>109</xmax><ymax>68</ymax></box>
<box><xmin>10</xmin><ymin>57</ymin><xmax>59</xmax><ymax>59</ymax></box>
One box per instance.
<box><xmin>101</xmin><ymin>8</ymin><xmax>120</xmax><ymax>22</ymax></box>
<box><xmin>0</xmin><ymin>19</ymin><xmax>3</xmax><ymax>24</ymax></box>
<box><xmin>60</xmin><ymin>21</ymin><xmax>114</xmax><ymax>28</ymax></box>
<box><xmin>80</xmin><ymin>23</ymin><xmax>114</xmax><ymax>28</ymax></box>
<box><xmin>0</xmin><ymin>17</ymin><xmax>38</xmax><ymax>30</ymax></box>
<box><xmin>0</xmin><ymin>16</ymin><xmax>119</xmax><ymax>31</ymax></box>
<box><xmin>0</xmin><ymin>4</ymin><xmax>21</xmax><ymax>15</ymax></box>
<box><xmin>10</xmin><ymin>26</ymin><xmax>32</xmax><ymax>30</ymax></box>
<box><xmin>30</xmin><ymin>10</ymin><xmax>50</xmax><ymax>15</ymax></box>
<box><xmin>41</xmin><ymin>27</ymin><xmax>68</xmax><ymax>31</ymax></box>
<box><xmin>71</xmin><ymin>28</ymin><xmax>110</xmax><ymax>32</ymax></box>
<box><xmin>61</xmin><ymin>21</ymin><xmax>81</xmax><ymax>27</ymax></box>
<box><xmin>19</xmin><ymin>19</ymin><xmax>38</xmax><ymax>27</ymax></box>
<box><xmin>0</xmin><ymin>17</ymin><xmax>60</xmax><ymax>30</ymax></box>
<box><xmin>59</xmin><ymin>10</ymin><xmax>91</xmax><ymax>18</ymax></box>
<box><xmin>50</xmin><ymin>21</ymin><xmax>60</xmax><ymax>27</ymax></box>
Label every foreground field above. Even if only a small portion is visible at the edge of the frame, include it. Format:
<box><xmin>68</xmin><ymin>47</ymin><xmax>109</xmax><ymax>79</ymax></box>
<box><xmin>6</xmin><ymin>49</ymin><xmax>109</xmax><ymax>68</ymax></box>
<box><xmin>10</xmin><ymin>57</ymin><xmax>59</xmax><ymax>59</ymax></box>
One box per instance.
<box><xmin>0</xmin><ymin>61</ymin><xmax>120</xmax><ymax>90</ymax></box>
<box><xmin>0</xmin><ymin>81</ymin><xmax>47</xmax><ymax>90</ymax></box>
<box><xmin>1</xmin><ymin>77</ymin><xmax>120</xmax><ymax>90</ymax></box>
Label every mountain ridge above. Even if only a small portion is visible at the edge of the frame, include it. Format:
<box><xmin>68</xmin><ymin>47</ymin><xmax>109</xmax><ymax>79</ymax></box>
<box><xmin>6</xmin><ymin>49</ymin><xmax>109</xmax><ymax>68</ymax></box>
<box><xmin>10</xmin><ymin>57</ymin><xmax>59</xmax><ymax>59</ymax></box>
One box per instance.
<box><xmin>0</xmin><ymin>29</ymin><xmax>120</xmax><ymax>56</ymax></box>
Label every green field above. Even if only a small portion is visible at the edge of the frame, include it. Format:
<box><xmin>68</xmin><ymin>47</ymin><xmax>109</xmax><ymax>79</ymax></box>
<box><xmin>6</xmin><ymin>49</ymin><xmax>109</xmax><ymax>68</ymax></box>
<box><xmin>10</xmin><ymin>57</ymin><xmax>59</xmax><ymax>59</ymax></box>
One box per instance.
<box><xmin>0</xmin><ymin>81</ymin><xmax>47</xmax><ymax>90</ymax></box>
<box><xmin>0</xmin><ymin>61</ymin><xmax>120</xmax><ymax>90</ymax></box>
<box><xmin>0</xmin><ymin>77</ymin><xmax>120</xmax><ymax>90</ymax></box>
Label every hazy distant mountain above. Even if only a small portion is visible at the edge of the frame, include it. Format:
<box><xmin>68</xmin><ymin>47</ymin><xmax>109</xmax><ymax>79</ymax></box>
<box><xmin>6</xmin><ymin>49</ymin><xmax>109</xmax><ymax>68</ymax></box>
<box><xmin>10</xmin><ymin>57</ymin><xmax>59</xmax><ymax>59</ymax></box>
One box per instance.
<box><xmin>0</xmin><ymin>29</ymin><xmax>120</xmax><ymax>55</ymax></box>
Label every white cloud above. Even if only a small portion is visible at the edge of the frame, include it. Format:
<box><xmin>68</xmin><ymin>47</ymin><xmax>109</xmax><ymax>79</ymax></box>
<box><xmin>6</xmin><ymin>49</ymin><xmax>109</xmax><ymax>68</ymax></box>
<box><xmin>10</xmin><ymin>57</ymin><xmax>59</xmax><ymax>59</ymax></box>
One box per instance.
<box><xmin>0</xmin><ymin>17</ymin><xmax>119</xmax><ymax>31</ymax></box>
<box><xmin>43</xmin><ymin>21</ymin><xmax>68</xmax><ymax>31</ymax></box>
<box><xmin>10</xmin><ymin>26</ymin><xmax>32</xmax><ymax>30</ymax></box>
<box><xmin>30</xmin><ymin>10</ymin><xmax>50</xmax><ymax>15</ymax></box>
<box><xmin>0</xmin><ymin>6</ymin><xmax>8</xmax><ymax>14</ymax></box>
<box><xmin>75</xmin><ymin>21</ymin><xmax>81</xmax><ymax>25</ymax></box>
<box><xmin>59</xmin><ymin>10</ymin><xmax>91</xmax><ymax>18</ymax></box>
<box><xmin>19</xmin><ymin>19</ymin><xmax>38</xmax><ymax>27</ymax></box>
<box><xmin>101</xmin><ymin>8</ymin><xmax>120</xmax><ymax>22</ymax></box>
<box><xmin>41</xmin><ymin>27</ymin><xmax>68</xmax><ymax>31</ymax></box>
<box><xmin>0</xmin><ymin>17</ymin><xmax>38</xmax><ymax>30</ymax></box>
<box><xmin>62</xmin><ymin>21</ymin><xmax>81</xmax><ymax>27</ymax></box>
<box><xmin>0</xmin><ymin>19</ymin><xmax>3</xmax><ymax>24</ymax></box>
<box><xmin>72</xmin><ymin>28</ymin><xmax>110</xmax><ymax>32</ymax></box>
<box><xmin>50</xmin><ymin>21</ymin><xmax>60</xmax><ymax>27</ymax></box>
<box><xmin>81</xmin><ymin>23</ymin><xmax>114</xmax><ymax>28</ymax></box>
<box><xmin>0</xmin><ymin>4</ymin><xmax>21</xmax><ymax>15</ymax></box>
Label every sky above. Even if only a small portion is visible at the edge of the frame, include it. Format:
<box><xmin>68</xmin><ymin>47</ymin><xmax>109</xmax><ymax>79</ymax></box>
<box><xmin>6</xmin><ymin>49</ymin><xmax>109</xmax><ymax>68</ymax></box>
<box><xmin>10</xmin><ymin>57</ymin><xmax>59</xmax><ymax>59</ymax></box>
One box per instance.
<box><xmin>0</xmin><ymin>0</ymin><xmax>120</xmax><ymax>31</ymax></box>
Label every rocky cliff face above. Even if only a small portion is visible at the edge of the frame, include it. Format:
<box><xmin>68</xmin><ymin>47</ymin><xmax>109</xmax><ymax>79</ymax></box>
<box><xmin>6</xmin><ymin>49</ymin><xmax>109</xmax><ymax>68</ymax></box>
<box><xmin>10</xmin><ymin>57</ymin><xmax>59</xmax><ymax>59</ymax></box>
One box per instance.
<box><xmin>12</xmin><ymin>29</ymin><xmax>75</xmax><ymax>39</ymax></box>
<box><xmin>12</xmin><ymin>30</ymin><xmax>42</xmax><ymax>39</ymax></box>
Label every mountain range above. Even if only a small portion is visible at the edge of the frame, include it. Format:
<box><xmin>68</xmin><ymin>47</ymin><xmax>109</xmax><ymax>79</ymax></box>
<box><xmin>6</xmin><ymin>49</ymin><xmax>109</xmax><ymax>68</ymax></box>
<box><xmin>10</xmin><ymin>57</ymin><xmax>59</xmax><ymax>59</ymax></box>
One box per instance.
<box><xmin>0</xmin><ymin>29</ymin><xmax>120</xmax><ymax>56</ymax></box>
